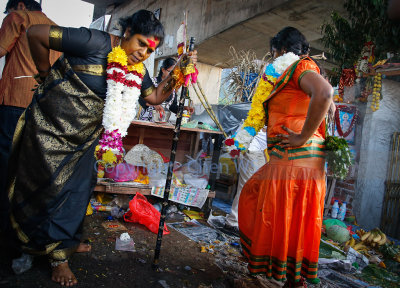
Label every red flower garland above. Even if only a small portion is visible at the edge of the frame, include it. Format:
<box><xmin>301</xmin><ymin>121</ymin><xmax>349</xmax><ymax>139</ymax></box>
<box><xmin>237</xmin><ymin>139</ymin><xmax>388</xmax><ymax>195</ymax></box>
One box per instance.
<box><xmin>335</xmin><ymin>105</ymin><xmax>358</xmax><ymax>138</ymax></box>
<box><xmin>225</xmin><ymin>138</ymin><xmax>234</xmax><ymax>146</ymax></box>
<box><xmin>338</xmin><ymin>68</ymin><xmax>356</xmax><ymax>99</ymax></box>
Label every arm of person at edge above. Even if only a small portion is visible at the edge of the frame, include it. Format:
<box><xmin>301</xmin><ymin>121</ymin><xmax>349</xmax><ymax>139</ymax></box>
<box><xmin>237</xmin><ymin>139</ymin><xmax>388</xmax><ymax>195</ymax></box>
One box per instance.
<box><xmin>0</xmin><ymin>47</ymin><xmax>6</xmax><ymax>58</ymax></box>
<box><xmin>0</xmin><ymin>12</ymin><xmax>25</xmax><ymax>58</ymax></box>
<box><xmin>278</xmin><ymin>71</ymin><xmax>333</xmax><ymax>148</ymax></box>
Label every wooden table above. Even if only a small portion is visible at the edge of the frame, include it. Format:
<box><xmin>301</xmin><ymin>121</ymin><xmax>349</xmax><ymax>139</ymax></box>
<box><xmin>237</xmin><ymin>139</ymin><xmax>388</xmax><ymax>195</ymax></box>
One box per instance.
<box><xmin>94</xmin><ymin>120</ymin><xmax>224</xmax><ymax>215</ymax></box>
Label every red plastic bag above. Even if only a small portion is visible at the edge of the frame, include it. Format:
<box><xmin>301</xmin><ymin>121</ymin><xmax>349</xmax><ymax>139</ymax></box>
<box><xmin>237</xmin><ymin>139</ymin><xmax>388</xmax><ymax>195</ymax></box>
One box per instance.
<box><xmin>123</xmin><ymin>193</ymin><xmax>169</xmax><ymax>235</ymax></box>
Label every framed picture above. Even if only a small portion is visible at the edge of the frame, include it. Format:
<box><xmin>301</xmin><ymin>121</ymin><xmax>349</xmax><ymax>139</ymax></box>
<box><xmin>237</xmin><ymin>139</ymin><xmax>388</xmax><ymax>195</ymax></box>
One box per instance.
<box><xmin>334</xmin><ymin>105</ymin><xmax>358</xmax><ymax>145</ymax></box>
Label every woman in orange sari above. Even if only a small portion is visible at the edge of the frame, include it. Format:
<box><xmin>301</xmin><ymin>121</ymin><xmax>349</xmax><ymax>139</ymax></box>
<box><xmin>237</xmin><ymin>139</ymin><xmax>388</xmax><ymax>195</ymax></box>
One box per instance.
<box><xmin>238</xmin><ymin>27</ymin><xmax>333</xmax><ymax>287</ymax></box>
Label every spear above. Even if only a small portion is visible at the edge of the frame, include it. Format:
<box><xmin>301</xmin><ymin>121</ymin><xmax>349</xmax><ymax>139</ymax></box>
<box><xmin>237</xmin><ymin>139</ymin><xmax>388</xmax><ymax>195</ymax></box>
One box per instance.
<box><xmin>152</xmin><ymin>37</ymin><xmax>196</xmax><ymax>271</ymax></box>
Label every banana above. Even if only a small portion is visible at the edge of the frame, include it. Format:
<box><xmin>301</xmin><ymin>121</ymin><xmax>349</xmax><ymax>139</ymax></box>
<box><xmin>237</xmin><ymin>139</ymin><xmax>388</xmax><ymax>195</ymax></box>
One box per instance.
<box><xmin>372</xmin><ymin>233</ymin><xmax>382</xmax><ymax>243</ymax></box>
<box><xmin>366</xmin><ymin>231</ymin><xmax>376</xmax><ymax>242</ymax></box>
<box><xmin>353</xmin><ymin>242</ymin><xmax>368</xmax><ymax>251</ymax></box>
<box><xmin>349</xmin><ymin>237</ymin><xmax>356</xmax><ymax>247</ymax></box>
<box><xmin>361</xmin><ymin>231</ymin><xmax>371</xmax><ymax>241</ymax></box>
<box><xmin>377</xmin><ymin>232</ymin><xmax>387</xmax><ymax>245</ymax></box>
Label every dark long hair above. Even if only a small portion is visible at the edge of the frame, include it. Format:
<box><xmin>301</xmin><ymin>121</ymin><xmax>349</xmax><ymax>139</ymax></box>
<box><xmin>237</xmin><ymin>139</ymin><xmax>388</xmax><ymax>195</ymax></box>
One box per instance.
<box><xmin>119</xmin><ymin>10</ymin><xmax>165</xmax><ymax>47</ymax></box>
<box><xmin>5</xmin><ymin>0</ymin><xmax>41</xmax><ymax>13</ymax></box>
<box><xmin>156</xmin><ymin>57</ymin><xmax>176</xmax><ymax>82</ymax></box>
<box><xmin>270</xmin><ymin>26</ymin><xmax>310</xmax><ymax>56</ymax></box>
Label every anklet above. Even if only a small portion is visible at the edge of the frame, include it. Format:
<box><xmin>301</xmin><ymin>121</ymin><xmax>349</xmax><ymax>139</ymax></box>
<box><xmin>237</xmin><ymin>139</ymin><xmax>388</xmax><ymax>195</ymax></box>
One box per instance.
<box><xmin>50</xmin><ymin>259</ymin><xmax>68</xmax><ymax>268</ymax></box>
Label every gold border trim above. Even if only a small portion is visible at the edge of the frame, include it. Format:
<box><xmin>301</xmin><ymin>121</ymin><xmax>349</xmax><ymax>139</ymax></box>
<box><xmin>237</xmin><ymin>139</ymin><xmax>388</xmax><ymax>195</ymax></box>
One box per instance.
<box><xmin>49</xmin><ymin>26</ymin><xmax>63</xmax><ymax>51</ymax></box>
<box><xmin>72</xmin><ymin>65</ymin><xmax>106</xmax><ymax>76</ymax></box>
<box><xmin>298</xmin><ymin>70</ymin><xmax>316</xmax><ymax>88</ymax></box>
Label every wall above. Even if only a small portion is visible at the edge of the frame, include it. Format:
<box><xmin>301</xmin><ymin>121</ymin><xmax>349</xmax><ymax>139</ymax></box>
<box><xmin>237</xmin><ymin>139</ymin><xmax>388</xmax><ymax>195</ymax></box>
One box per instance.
<box><xmin>355</xmin><ymin>79</ymin><xmax>400</xmax><ymax>230</ymax></box>
<box><xmin>189</xmin><ymin>62</ymin><xmax>221</xmax><ymax>107</ymax></box>
<box><xmin>331</xmin><ymin>99</ymin><xmax>366</xmax><ymax>215</ymax></box>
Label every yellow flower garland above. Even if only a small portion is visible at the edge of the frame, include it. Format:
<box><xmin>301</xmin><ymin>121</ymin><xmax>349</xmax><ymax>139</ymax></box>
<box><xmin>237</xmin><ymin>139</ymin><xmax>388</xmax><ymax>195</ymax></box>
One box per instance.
<box><xmin>243</xmin><ymin>74</ymin><xmax>277</xmax><ymax>132</ymax></box>
<box><xmin>107</xmin><ymin>46</ymin><xmax>145</xmax><ymax>75</ymax></box>
<box><xmin>108</xmin><ymin>46</ymin><xmax>128</xmax><ymax>66</ymax></box>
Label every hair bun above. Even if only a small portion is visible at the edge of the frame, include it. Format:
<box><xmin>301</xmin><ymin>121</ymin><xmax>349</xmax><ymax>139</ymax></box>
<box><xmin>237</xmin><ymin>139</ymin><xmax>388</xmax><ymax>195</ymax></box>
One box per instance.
<box><xmin>302</xmin><ymin>43</ymin><xmax>310</xmax><ymax>54</ymax></box>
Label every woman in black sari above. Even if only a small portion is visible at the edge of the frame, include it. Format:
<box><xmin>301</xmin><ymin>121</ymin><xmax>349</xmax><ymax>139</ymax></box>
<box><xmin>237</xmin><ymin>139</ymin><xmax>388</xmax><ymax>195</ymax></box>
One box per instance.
<box><xmin>6</xmin><ymin>9</ymin><xmax>194</xmax><ymax>286</ymax></box>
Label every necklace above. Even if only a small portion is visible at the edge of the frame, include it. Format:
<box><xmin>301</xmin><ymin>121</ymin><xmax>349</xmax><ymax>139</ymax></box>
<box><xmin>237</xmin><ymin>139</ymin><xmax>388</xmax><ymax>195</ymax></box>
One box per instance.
<box><xmin>225</xmin><ymin>52</ymin><xmax>300</xmax><ymax>156</ymax></box>
<box><xmin>95</xmin><ymin>46</ymin><xmax>145</xmax><ymax>168</ymax></box>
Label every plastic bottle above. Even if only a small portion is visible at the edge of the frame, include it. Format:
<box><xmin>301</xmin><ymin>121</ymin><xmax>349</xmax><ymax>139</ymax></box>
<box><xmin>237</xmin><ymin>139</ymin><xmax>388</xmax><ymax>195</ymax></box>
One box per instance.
<box><xmin>331</xmin><ymin>200</ymin><xmax>339</xmax><ymax>218</ymax></box>
<box><xmin>338</xmin><ymin>202</ymin><xmax>347</xmax><ymax>221</ymax></box>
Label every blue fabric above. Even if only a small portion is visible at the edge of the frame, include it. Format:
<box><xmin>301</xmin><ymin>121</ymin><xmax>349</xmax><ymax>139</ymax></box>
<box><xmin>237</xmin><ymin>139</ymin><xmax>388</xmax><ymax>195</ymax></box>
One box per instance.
<box><xmin>264</xmin><ymin>63</ymin><xmax>281</xmax><ymax>78</ymax></box>
<box><xmin>244</xmin><ymin>126</ymin><xmax>256</xmax><ymax>136</ymax></box>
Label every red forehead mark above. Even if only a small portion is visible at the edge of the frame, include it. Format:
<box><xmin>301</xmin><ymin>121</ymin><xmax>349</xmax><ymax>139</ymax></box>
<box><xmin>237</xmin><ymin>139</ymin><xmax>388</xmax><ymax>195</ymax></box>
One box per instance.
<box><xmin>147</xmin><ymin>39</ymin><xmax>156</xmax><ymax>48</ymax></box>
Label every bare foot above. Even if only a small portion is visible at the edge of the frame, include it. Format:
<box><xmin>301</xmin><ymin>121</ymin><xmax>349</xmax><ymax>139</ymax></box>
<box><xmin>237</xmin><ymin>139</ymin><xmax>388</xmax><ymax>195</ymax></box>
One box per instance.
<box><xmin>51</xmin><ymin>262</ymin><xmax>77</xmax><ymax>286</ymax></box>
<box><xmin>76</xmin><ymin>242</ymin><xmax>91</xmax><ymax>253</ymax></box>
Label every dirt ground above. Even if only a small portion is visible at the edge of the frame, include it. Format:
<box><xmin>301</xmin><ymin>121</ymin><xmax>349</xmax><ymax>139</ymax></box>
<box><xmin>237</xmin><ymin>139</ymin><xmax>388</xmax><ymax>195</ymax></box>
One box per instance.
<box><xmin>0</xmin><ymin>211</ymin><xmax>282</xmax><ymax>288</ymax></box>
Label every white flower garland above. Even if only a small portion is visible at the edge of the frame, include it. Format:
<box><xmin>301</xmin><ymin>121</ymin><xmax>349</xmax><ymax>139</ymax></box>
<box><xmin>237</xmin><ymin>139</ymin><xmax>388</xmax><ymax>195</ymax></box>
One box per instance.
<box><xmin>95</xmin><ymin>46</ymin><xmax>145</xmax><ymax>169</ymax></box>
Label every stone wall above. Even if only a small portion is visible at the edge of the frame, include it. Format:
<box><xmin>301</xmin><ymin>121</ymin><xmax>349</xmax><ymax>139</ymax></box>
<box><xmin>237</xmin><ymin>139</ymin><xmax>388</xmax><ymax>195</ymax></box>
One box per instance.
<box><xmin>355</xmin><ymin>79</ymin><xmax>400</xmax><ymax>230</ymax></box>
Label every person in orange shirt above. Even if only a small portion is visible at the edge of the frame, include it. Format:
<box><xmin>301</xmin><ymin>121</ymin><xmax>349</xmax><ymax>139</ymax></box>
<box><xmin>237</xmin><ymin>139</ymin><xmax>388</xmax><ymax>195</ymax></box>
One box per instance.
<box><xmin>238</xmin><ymin>27</ymin><xmax>333</xmax><ymax>287</ymax></box>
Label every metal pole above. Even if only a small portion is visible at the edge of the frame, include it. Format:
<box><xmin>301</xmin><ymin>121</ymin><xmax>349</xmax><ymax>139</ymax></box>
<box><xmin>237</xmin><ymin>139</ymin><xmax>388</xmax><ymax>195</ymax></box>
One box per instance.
<box><xmin>152</xmin><ymin>37</ymin><xmax>196</xmax><ymax>271</ymax></box>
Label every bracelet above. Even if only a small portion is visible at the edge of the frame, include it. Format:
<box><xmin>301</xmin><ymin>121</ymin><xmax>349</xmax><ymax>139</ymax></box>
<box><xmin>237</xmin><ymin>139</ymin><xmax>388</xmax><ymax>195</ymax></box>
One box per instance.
<box><xmin>162</xmin><ymin>68</ymin><xmax>184</xmax><ymax>94</ymax></box>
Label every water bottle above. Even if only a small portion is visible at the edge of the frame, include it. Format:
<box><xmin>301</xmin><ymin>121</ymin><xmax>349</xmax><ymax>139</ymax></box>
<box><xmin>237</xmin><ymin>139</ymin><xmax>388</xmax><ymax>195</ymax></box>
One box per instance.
<box><xmin>331</xmin><ymin>200</ymin><xmax>339</xmax><ymax>218</ymax></box>
<box><xmin>338</xmin><ymin>202</ymin><xmax>347</xmax><ymax>221</ymax></box>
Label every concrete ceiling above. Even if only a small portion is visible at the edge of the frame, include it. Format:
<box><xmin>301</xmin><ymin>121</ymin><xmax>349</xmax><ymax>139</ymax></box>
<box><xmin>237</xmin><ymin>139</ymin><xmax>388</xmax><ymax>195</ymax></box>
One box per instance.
<box><xmin>196</xmin><ymin>0</ymin><xmax>346</xmax><ymax>69</ymax></box>
<box><xmin>82</xmin><ymin>0</ymin><xmax>346</xmax><ymax>70</ymax></box>
<box><xmin>82</xmin><ymin>0</ymin><xmax>127</xmax><ymax>8</ymax></box>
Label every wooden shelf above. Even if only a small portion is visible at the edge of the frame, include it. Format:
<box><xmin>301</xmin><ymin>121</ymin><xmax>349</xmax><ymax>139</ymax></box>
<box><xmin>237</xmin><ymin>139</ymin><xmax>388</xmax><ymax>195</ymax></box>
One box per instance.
<box><xmin>94</xmin><ymin>180</ymin><xmax>215</xmax><ymax>198</ymax></box>
<box><xmin>363</xmin><ymin>63</ymin><xmax>400</xmax><ymax>77</ymax></box>
<box><xmin>131</xmin><ymin>120</ymin><xmax>223</xmax><ymax>135</ymax></box>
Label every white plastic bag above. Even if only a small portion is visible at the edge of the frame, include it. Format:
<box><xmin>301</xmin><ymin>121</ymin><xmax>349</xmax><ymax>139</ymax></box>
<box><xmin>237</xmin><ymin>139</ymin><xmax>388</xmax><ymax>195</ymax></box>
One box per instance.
<box><xmin>115</xmin><ymin>233</ymin><xmax>135</xmax><ymax>252</ymax></box>
<box><xmin>183</xmin><ymin>173</ymin><xmax>208</xmax><ymax>189</ymax></box>
<box><xmin>12</xmin><ymin>253</ymin><xmax>33</xmax><ymax>274</ymax></box>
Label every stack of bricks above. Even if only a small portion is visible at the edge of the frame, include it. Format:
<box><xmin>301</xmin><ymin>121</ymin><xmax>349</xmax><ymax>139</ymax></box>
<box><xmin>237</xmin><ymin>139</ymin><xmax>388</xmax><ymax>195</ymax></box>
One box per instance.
<box><xmin>333</xmin><ymin>178</ymin><xmax>356</xmax><ymax>214</ymax></box>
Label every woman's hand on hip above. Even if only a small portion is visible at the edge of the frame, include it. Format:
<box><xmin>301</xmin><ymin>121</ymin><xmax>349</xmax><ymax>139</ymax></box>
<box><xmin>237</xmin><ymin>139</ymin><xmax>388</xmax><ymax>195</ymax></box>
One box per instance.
<box><xmin>277</xmin><ymin>126</ymin><xmax>307</xmax><ymax>148</ymax></box>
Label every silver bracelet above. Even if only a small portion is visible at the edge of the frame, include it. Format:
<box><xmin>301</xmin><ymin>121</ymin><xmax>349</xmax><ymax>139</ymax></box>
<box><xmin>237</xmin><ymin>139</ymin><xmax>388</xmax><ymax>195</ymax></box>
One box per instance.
<box><xmin>50</xmin><ymin>259</ymin><xmax>68</xmax><ymax>268</ymax></box>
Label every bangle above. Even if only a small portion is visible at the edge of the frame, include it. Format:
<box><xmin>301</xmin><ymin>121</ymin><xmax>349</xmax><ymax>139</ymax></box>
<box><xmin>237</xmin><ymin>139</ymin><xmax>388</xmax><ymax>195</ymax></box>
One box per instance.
<box><xmin>162</xmin><ymin>68</ymin><xmax>184</xmax><ymax>93</ymax></box>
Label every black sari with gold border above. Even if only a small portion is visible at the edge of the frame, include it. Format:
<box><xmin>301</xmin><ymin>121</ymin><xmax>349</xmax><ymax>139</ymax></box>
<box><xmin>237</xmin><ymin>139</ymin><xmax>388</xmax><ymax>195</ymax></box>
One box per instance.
<box><xmin>7</xmin><ymin>26</ymin><xmax>154</xmax><ymax>261</ymax></box>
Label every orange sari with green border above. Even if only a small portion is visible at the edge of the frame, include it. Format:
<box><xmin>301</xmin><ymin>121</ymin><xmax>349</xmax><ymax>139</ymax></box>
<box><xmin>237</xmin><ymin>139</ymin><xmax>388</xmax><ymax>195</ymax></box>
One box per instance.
<box><xmin>238</xmin><ymin>58</ymin><xmax>325</xmax><ymax>284</ymax></box>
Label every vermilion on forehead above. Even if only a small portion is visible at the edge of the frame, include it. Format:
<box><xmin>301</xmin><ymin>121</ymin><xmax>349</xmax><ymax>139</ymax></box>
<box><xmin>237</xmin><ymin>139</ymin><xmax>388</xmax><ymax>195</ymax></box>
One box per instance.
<box><xmin>147</xmin><ymin>39</ymin><xmax>156</xmax><ymax>48</ymax></box>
